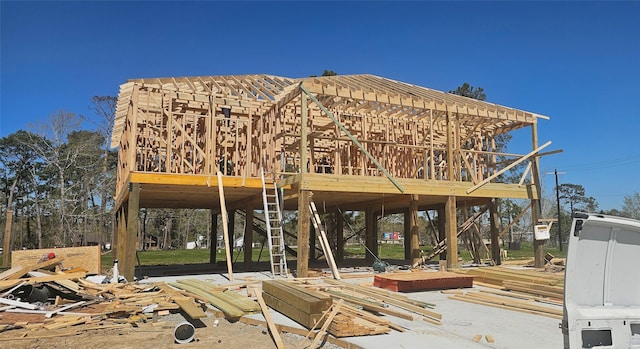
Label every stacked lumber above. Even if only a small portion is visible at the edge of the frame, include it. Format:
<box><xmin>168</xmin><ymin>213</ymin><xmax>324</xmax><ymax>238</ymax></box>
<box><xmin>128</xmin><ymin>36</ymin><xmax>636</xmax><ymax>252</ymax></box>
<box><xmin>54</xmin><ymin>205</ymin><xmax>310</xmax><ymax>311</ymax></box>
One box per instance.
<box><xmin>323</xmin><ymin>279</ymin><xmax>442</xmax><ymax>325</ymax></box>
<box><xmin>328</xmin><ymin>311</ymin><xmax>390</xmax><ymax>337</ymax></box>
<box><xmin>262</xmin><ymin>280</ymin><xmax>397</xmax><ymax>337</ymax></box>
<box><xmin>453</xmin><ymin>266</ymin><xmax>564</xmax><ymax>300</ymax></box>
<box><xmin>262</xmin><ymin>280</ymin><xmax>332</xmax><ymax>329</ymax></box>
<box><xmin>448</xmin><ymin>289</ymin><xmax>563</xmax><ymax>319</ymax></box>
<box><xmin>169</xmin><ymin>279</ymin><xmax>260</xmax><ymax>319</ymax></box>
<box><xmin>373</xmin><ymin>271</ymin><xmax>473</xmax><ymax>292</ymax></box>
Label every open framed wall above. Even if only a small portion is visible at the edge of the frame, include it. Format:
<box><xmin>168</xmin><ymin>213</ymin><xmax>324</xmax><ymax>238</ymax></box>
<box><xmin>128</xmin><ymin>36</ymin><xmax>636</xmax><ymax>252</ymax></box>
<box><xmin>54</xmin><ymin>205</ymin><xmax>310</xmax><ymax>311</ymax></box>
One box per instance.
<box><xmin>111</xmin><ymin>74</ymin><xmax>551</xmax><ymax>280</ymax></box>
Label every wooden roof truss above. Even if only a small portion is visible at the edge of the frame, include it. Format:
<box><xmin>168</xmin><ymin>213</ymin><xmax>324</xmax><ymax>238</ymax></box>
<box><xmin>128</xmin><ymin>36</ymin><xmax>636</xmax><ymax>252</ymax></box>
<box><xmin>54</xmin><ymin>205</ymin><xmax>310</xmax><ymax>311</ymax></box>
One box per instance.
<box><xmin>112</xmin><ymin>73</ymin><xmax>549</xmax><ymax>207</ymax></box>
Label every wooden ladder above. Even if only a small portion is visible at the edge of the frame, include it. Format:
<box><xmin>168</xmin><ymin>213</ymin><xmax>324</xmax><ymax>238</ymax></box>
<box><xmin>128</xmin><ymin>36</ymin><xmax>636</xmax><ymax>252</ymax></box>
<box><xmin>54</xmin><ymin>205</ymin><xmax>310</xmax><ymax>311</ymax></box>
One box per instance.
<box><xmin>261</xmin><ymin>169</ymin><xmax>288</xmax><ymax>277</ymax></box>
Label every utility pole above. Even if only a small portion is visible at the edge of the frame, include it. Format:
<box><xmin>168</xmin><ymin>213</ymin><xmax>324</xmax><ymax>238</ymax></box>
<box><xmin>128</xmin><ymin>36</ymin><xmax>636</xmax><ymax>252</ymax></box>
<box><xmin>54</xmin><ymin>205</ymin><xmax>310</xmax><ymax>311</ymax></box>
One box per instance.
<box><xmin>555</xmin><ymin>169</ymin><xmax>562</xmax><ymax>251</ymax></box>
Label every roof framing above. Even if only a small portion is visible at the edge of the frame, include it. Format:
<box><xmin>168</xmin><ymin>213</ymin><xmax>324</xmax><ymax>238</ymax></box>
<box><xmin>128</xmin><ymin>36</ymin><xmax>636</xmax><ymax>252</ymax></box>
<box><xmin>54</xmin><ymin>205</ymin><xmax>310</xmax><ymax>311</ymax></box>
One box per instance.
<box><xmin>111</xmin><ymin>74</ymin><xmax>548</xmax><ymax>148</ymax></box>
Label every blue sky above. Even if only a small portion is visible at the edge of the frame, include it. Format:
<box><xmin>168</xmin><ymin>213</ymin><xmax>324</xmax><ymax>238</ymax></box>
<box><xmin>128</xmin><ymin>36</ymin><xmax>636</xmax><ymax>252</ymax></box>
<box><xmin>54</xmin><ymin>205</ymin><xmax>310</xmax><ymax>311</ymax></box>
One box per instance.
<box><xmin>1</xmin><ymin>1</ymin><xmax>639</xmax><ymax>210</ymax></box>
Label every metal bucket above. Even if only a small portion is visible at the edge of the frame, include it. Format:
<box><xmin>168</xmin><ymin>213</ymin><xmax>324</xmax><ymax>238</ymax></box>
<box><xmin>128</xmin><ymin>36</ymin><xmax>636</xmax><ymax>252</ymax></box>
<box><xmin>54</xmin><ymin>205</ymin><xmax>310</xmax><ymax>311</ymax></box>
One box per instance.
<box><xmin>173</xmin><ymin>321</ymin><xmax>195</xmax><ymax>344</ymax></box>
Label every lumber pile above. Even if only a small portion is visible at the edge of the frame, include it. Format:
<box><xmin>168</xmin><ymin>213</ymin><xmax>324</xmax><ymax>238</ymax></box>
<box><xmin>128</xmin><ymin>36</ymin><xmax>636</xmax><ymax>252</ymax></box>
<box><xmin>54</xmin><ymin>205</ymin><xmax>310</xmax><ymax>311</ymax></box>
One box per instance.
<box><xmin>447</xmin><ymin>289</ymin><xmax>563</xmax><ymax>319</ymax></box>
<box><xmin>262</xmin><ymin>278</ymin><xmax>445</xmax><ymax>338</ymax></box>
<box><xmin>262</xmin><ymin>280</ymin><xmax>332</xmax><ymax>329</ymax></box>
<box><xmin>373</xmin><ymin>271</ymin><xmax>473</xmax><ymax>292</ymax></box>
<box><xmin>452</xmin><ymin>266</ymin><xmax>564</xmax><ymax>300</ymax></box>
<box><xmin>169</xmin><ymin>279</ymin><xmax>260</xmax><ymax>319</ymax></box>
<box><xmin>0</xmin><ymin>253</ymin><xmax>270</xmax><ymax>340</ymax></box>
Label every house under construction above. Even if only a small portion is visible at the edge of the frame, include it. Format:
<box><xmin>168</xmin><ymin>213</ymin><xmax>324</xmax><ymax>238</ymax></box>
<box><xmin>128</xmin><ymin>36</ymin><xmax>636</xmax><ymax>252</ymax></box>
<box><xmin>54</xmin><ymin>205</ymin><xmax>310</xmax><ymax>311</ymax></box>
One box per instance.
<box><xmin>111</xmin><ymin>74</ymin><xmax>551</xmax><ymax>281</ymax></box>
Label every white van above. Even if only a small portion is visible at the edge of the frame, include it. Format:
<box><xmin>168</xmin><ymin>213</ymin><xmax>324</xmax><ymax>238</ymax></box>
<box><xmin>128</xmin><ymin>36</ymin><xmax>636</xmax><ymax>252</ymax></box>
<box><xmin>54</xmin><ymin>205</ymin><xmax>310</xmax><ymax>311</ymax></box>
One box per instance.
<box><xmin>562</xmin><ymin>213</ymin><xmax>640</xmax><ymax>348</ymax></box>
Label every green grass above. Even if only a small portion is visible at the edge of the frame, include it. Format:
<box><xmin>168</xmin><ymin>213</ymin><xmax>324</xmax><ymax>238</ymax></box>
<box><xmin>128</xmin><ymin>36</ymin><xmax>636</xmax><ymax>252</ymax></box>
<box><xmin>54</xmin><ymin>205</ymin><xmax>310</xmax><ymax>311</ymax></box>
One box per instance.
<box><xmin>102</xmin><ymin>242</ymin><xmax>566</xmax><ymax>272</ymax></box>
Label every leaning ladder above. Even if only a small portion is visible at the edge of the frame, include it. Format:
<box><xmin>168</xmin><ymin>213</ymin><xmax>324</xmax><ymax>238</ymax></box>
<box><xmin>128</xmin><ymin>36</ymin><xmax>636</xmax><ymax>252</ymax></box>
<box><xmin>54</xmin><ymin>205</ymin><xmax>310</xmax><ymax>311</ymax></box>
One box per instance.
<box><xmin>261</xmin><ymin>169</ymin><xmax>288</xmax><ymax>277</ymax></box>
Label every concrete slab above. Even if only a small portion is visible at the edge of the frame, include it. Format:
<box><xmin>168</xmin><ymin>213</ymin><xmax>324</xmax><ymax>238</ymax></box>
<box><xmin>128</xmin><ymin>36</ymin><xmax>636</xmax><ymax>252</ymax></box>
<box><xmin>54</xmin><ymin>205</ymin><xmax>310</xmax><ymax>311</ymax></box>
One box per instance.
<box><xmin>142</xmin><ymin>272</ymin><xmax>563</xmax><ymax>348</ymax></box>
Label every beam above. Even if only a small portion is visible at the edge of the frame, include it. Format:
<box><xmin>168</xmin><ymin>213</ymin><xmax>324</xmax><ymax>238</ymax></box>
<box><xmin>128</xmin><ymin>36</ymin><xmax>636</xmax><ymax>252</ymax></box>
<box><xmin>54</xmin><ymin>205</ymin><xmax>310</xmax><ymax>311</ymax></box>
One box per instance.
<box><xmin>445</xmin><ymin>196</ymin><xmax>457</xmax><ymax>269</ymax></box>
<box><xmin>531</xmin><ymin>124</ymin><xmax>545</xmax><ymax>268</ymax></box>
<box><xmin>466</xmin><ymin>141</ymin><xmax>552</xmax><ymax>194</ymax></box>
<box><xmin>244</xmin><ymin>207</ymin><xmax>253</xmax><ymax>270</ymax></box>
<box><xmin>297</xmin><ymin>190</ymin><xmax>311</xmax><ymax>277</ymax></box>
<box><xmin>403</xmin><ymin>208</ymin><xmax>411</xmax><ymax>260</ymax></box>
<box><xmin>489</xmin><ymin>202</ymin><xmax>501</xmax><ymax>265</ymax></box>
<box><xmin>409</xmin><ymin>195</ymin><xmax>420</xmax><ymax>266</ymax></box>
<box><xmin>365</xmin><ymin>207</ymin><xmax>377</xmax><ymax>263</ymax></box>
<box><xmin>123</xmin><ymin>183</ymin><xmax>140</xmax><ymax>282</ymax></box>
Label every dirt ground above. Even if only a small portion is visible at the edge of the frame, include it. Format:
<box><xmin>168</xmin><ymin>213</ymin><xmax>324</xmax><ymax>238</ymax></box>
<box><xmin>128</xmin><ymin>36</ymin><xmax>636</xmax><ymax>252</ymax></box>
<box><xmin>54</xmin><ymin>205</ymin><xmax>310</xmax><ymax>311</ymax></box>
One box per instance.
<box><xmin>0</xmin><ymin>312</ymin><xmax>341</xmax><ymax>349</ymax></box>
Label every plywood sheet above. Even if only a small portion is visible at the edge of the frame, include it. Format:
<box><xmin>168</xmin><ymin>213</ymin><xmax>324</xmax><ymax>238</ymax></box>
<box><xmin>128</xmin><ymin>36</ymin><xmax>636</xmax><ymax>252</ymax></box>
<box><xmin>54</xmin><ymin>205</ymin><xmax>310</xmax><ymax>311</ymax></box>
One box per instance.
<box><xmin>11</xmin><ymin>246</ymin><xmax>101</xmax><ymax>274</ymax></box>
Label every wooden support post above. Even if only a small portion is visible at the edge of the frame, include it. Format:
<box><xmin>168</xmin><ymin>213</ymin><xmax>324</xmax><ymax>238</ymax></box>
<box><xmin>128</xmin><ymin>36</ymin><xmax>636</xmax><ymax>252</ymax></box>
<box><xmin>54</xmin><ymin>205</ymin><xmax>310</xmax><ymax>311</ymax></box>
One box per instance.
<box><xmin>410</xmin><ymin>195</ymin><xmax>420</xmax><ymax>266</ymax></box>
<box><xmin>446</xmin><ymin>110</ymin><xmax>456</xmax><ymax>182</ymax></box>
<box><xmin>336</xmin><ymin>210</ymin><xmax>344</xmax><ymax>263</ymax></box>
<box><xmin>209</xmin><ymin>212</ymin><xmax>217</xmax><ymax>264</ymax></box>
<box><xmin>117</xmin><ymin>205</ymin><xmax>124</xmax><ymax>265</ymax></box>
<box><xmin>532</xmin><ymin>199</ymin><xmax>544</xmax><ymax>268</ymax></box>
<box><xmin>531</xmin><ymin>123</ymin><xmax>545</xmax><ymax>268</ymax></box>
<box><xmin>403</xmin><ymin>208</ymin><xmax>411</xmax><ymax>260</ymax></box>
<box><xmin>297</xmin><ymin>190</ymin><xmax>311</xmax><ymax>277</ymax></box>
<box><xmin>445</xmin><ymin>196</ymin><xmax>458</xmax><ymax>269</ymax></box>
<box><xmin>123</xmin><ymin>183</ymin><xmax>140</xmax><ymax>282</ymax></box>
<box><xmin>490</xmin><ymin>201</ymin><xmax>501</xmax><ymax>265</ymax></box>
<box><xmin>365</xmin><ymin>208</ymin><xmax>377</xmax><ymax>263</ymax></box>
<box><xmin>3</xmin><ymin>210</ymin><xmax>13</xmax><ymax>267</ymax></box>
<box><xmin>244</xmin><ymin>207</ymin><xmax>253</xmax><ymax>270</ymax></box>
<box><xmin>300</xmin><ymin>92</ymin><xmax>308</xmax><ymax>174</ymax></box>
<box><xmin>254</xmin><ymin>288</ymin><xmax>285</xmax><ymax>349</ymax></box>
<box><xmin>437</xmin><ymin>207</ymin><xmax>446</xmax><ymax>261</ymax></box>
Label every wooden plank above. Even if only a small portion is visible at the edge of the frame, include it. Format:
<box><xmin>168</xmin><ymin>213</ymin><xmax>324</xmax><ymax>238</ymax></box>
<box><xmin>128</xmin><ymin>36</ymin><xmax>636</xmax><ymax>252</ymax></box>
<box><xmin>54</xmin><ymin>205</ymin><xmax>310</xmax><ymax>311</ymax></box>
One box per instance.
<box><xmin>308</xmin><ymin>299</ymin><xmax>343</xmax><ymax>349</ymax></box>
<box><xmin>0</xmin><ymin>266</ymin><xmax>29</xmax><ymax>281</ymax></box>
<box><xmin>253</xmin><ymin>288</ymin><xmax>285</xmax><ymax>349</ymax></box>
<box><xmin>172</xmin><ymin>296</ymin><xmax>207</xmax><ymax>319</ymax></box>
<box><xmin>0</xmin><ymin>271</ymin><xmax>86</xmax><ymax>290</ymax></box>
<box><xmin>323</xmin><ymin>289</ymin><xmax>413</xmax><ymax>321</ymax></box>
<box><xmin>449</xmin><ymin>294</ymin><xmax>561</xmax><ymax>319</ymax></box>
<box><xmin>309</xmin><ymin>200</ymin><xmax>341</xmax><ymax>279</ymax></box>
<box><xmin>12</xmin><ymin>247</ymin><xmax>100</xmax><ymax>274</ymax></box>
<box><xmin>239</xmin><ymin>316</ymin><xmax>365</xmax><ymax>349</ymax></box>
<box><xmin>466</xmin><ymin>141</ymin><xmax>551</xmax><ymax>194</ymax></box>
<box><xmin>3</xmin><ymin>257</ymin><xmax>65</xmax><ymax>281</ymax></box>
<box><xmin>168</xmin><ymin>282</ymin><xmax>244</xmax><ymax>319</ymax></box>
<box><xmin>323</xmin><ymin>279</ymin><xmax>441</xmax><ymax>321</ymax></box>
<box><xmin>217</xmin><ymin>170</ymin><xmax>233</xmax><ymax>281</ymax></box>
<box><xmin>176</xmin><ymin>279</ymin><xmax>260</xmax><ymax>312</ymax></box>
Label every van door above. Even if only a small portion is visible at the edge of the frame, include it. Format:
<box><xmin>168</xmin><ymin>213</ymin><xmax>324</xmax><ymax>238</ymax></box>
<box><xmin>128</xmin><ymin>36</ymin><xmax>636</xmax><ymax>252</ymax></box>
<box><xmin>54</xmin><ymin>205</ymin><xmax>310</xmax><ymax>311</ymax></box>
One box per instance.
<box><xmin>563</xmin><ymin>213</ymin><xmax>640</xmax><ymax>348</ymax></box>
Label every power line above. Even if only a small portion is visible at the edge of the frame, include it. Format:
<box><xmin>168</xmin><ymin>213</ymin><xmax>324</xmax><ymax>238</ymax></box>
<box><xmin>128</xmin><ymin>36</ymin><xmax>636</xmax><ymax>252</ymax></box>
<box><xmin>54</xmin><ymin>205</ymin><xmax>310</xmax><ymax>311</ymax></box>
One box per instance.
<box><xmin>560</xmin><ymin>155</ymin><xmax>640</xmax><ymax>171</ymax></box>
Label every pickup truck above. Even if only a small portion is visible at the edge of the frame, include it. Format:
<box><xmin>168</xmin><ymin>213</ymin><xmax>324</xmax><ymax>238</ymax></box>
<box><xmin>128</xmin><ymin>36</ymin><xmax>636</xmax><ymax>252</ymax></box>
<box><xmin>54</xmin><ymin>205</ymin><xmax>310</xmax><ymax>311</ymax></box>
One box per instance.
<box><xmin>562</xmin><ymin>213</ymin><xmax>640</xmax><ymax>348</ymax></box>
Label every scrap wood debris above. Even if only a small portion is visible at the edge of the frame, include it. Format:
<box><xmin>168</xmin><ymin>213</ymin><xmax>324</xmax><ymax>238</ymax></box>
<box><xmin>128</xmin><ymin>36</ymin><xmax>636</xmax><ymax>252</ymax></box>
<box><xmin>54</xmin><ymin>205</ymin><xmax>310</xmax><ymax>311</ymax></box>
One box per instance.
<box><xmin>0</xmin><ymin>256</ymin><xmax>567</xmax><ymax>346</ymax></box>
